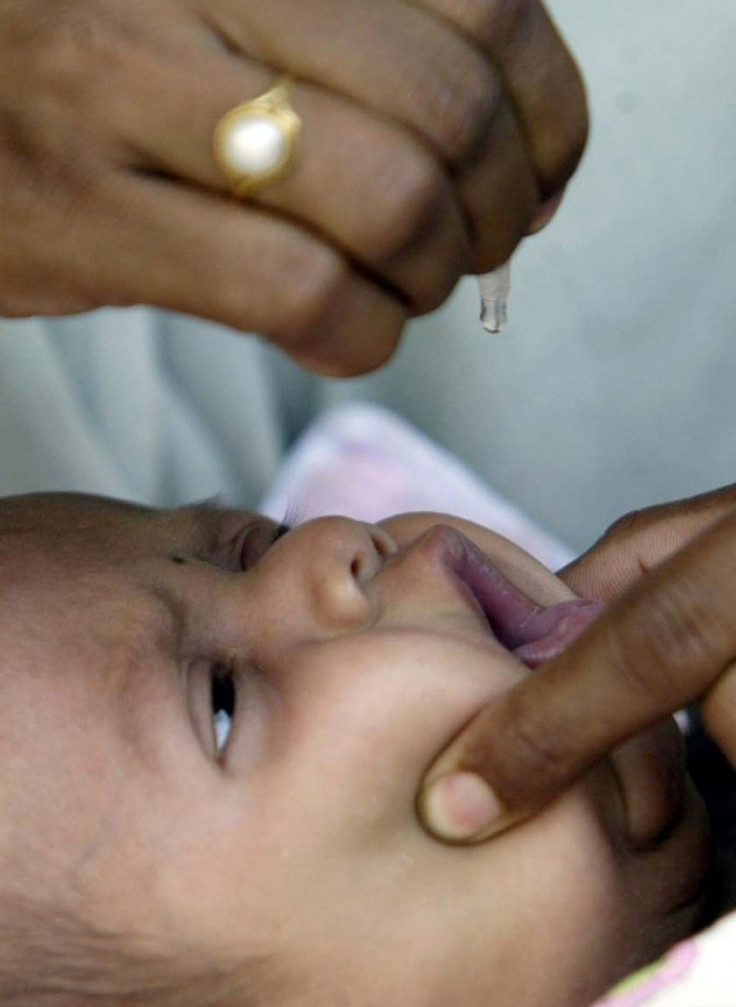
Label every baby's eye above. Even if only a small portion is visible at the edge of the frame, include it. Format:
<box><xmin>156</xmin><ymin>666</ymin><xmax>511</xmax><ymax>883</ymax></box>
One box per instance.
<box><xmin>238</xmin><ymin>521</ymin><xmax>291</xmax><ymax>571</ymax></box>
<box><xmin>211</xmin><ymin>665</ymin><xmax>236</xmax><ymax>757</ymax></box>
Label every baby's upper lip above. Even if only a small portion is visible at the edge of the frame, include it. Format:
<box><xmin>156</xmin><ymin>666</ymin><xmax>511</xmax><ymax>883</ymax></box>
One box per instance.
<box><xmin>411</xmin><ymin>525</ymin><xmax>605</xmax><ymax>666</ymax></box>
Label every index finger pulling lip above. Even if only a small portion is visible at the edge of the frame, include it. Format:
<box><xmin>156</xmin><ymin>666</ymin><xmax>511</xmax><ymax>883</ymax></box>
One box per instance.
<box><xmin>420</xmin><ymin>510</ymin><xmax>736</xmax><ymax>843</ymax></box>
<box><xmin>418</xmin><ymin>596</ymin><xmax>608</xmax><ymax>844</ymax></box>
<box><xmin>419</xmin><ymin>609</ymin><xmax>640</xmax><ymax>844</ymax></box>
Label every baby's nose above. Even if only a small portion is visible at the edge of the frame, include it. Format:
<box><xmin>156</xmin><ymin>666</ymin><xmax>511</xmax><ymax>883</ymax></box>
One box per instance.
<box><xmin>300</xmin><ymin>519</ymin><xmax>400</xmax><ymax>628</ymax></box>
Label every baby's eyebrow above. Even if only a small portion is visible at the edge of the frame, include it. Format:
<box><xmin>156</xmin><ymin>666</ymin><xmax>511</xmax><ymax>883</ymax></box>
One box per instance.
<box><xmin>169</xmin><ymin>501</ymin><xmax>264</xmax><ymax>561</ymax></box>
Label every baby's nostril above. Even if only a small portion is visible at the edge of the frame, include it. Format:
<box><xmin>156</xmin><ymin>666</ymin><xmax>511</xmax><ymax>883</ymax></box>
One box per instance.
<box><xmin>371</xmin><ymin>529</ymin><xmax>398</xmax><ymax>559</ymax></box>
<box><xmin>349</xmin><ymin>527</ymin><xmax>397</xmax><ymax>583</ymax></box>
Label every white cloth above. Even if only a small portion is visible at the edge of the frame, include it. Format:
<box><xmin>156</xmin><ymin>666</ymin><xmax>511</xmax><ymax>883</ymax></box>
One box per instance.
<box><xmin>0</xmin><ymin>310</ymin><xmax>288</xmax><ymax>505</ymax></box>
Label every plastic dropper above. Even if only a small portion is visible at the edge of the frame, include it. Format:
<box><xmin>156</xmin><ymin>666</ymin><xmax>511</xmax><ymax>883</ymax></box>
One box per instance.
<box><xmin>477</xmin><ymin>263</ymin><xmax>511</xmax><ymax>334</ymax></box>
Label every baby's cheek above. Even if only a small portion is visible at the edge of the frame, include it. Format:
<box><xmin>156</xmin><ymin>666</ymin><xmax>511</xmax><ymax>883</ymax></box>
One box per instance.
<box><xmin>283</xmin><ymin>653</ymin><xmax>516</xmax><ymax>848</ymax></box>
<box><xmin>503</xmin><ymin>783</ymin><xmax>633</xmax><ymax>993</ymax></box>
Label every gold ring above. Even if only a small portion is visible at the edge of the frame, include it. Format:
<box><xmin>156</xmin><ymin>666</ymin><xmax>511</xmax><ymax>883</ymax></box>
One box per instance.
<box><xmin>213</xmin><ymin>76</ymin><xmax>302</xmax><ymax>199</ymax></box>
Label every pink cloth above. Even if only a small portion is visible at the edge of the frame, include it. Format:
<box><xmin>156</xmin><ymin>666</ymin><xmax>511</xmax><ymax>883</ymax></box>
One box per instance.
<box><xmin>259</xmin><ymin>403</ymin><xmax>573</xmax><ymax>571</ymax></box>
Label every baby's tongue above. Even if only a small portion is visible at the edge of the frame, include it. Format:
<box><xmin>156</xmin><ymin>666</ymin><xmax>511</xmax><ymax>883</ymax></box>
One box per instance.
<box><xmin>506</xmin><ymin>599</ymin><xmax>606</xmax><ymax>668</ymax></box>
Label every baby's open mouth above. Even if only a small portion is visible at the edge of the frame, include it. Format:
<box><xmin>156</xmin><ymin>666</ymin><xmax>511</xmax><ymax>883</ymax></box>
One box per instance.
<box><xmin>436</xmin><ymin>526</ymin><xmax>605</xmax><ymax>667</ymax></box>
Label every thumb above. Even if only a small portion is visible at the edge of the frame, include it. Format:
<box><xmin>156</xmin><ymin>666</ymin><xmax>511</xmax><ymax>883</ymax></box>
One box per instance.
<box><xmin>418</xmin><ymin>508</ymin><xmax>736</xmax><ymax>844</ymax></box>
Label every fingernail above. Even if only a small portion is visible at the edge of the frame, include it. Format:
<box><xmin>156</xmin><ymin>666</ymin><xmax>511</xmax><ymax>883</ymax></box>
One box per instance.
<box><xmin>420</xmin><ymin>772</ymin><xmax>504</xmax><ymax>843</ymax></box>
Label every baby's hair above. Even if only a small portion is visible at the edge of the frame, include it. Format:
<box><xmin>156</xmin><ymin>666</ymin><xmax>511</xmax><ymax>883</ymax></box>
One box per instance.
<box><xmin>0</xmin><ymin>891</ymin><xmax>269</xmax><ymax>1006</ymax></box>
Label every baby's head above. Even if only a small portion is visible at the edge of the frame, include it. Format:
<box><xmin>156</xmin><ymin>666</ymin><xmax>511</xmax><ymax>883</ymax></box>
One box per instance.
<box><xmin>0</xmin><ymin>494</ymin><xmax>710</xmax><ymax>1006</ymax></box>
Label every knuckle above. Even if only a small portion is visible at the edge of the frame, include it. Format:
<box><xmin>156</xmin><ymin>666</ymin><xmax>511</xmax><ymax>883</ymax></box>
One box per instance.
<box><xmin>412</xmin><ymin>264</ymin><xmax>460</xmax><ymax>315</ymax></box>
<box><xmin>600</xmin><ymin>502</ymin><xmax>683</xmax><ymax>552</ymax></box>
<box><xmin>273</xmin><ymin>245</ymin><xmax>352</xmax><ymax>345</ymax></box>
<box><xmin>28</xmin><ymin>0</ymin><xmax>126</xmax><ymax>94</ymax></box>
<box><xmin>455</xmin><ymin>0</ymin><xmax>532</xmax><ymax>47</ymax></box>
<box><xmin>494</xmin><ymin>687</ymin><xmax>577</xmax><ymax>793</ymax></box>
<box><xmin>457</xmin><ymin>0</ymin><xmax>588</xmax><ymax>191</ymax></box>
<box><xmin>614</xmin><ymin>581</ymin><xmax>719</xmax><ymax>702</ymax></box>
<box><xmin>414</xmin><ymin>48</ymin><xmax>500</xmax><ymax>164</ymax></box>
<box><xmin>367</xmin><ymin>146</ymin><xmax>446</xmax><ymax>263</ymax></box>
<box><xmin>596</xmin><ymin>503</ymin><xmax>675</xmax><ymax>575</ymax></box>
<box><xmin>602</xmin><ymin>508</ymin><xmax>650</xmax><ymax>545</ymax></box>
<box><xmin>286</xmin><ymin>292</ymin><xmax>405</xmax><ymax>378</ymax></box>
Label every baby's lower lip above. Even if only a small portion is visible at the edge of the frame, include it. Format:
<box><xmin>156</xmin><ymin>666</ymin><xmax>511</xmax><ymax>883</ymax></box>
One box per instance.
<box><xmin>509</xmin><ymin>600</ymin><xmax>606</xmax><ymax>667</ymax></box>
<box><xmin>429</xmin><ymin>526</ymin><xmax>605</xmax><ymax>666</ymax></box>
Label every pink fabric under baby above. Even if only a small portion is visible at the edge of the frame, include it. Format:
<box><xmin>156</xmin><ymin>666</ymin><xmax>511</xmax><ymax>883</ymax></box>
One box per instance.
<box><xmin>259</xmin><ymin>403</ymin><xmax>573</xmax><ymax>571</ymax></box>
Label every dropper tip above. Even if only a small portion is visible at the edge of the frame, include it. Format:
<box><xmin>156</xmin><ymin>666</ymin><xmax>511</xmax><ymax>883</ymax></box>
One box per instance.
<box><xmin>479</xmin><ymin>297</ymin><xmax>508</xmax><ymax>334</ymax></box>
<box><xmin>477</xmin><ymin>263</ymin><xmax>511</xmax><ymax>334</ymax></box>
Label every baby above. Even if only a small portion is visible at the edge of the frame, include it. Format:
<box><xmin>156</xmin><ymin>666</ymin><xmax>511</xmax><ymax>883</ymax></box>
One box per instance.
<box><xmin>0</xmin><ymin>493</ymin><xmax>712</xmax><ymax>1006</ymax></box>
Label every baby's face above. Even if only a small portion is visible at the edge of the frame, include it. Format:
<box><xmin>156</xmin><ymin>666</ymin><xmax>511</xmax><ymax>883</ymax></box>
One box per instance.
<box><xmin>0</xmin><ymin>495</ymin><xmax>709</xmax><ymax>1006</ymax></box>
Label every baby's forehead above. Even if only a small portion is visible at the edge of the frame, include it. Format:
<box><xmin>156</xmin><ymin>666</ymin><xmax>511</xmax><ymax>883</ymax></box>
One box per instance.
<box><xmin>0</xmin><ymin>495</ymin><xmax>258</xmax><ymax>693</ymax></box>
<box><xmin>0</xmin><ymin>495</ymin><xmax>193</xmax><ymax>559</ymax></box>
<box><xmin>0</xmin><ymin>525</ymin><xmax>141</xmax><ymax>613</ymax></box>
<box><xmin>0</xmin><ymin>545</ymin><xmax>183</xmax><ymax>808</ymax></box>
<box><xmin>0</xmin><ymin>493</ymin><xmax>249</xmax><ymax>559</ymax></box>
<box><xmin>0</xmin><ymin>532</ymin><xmax>181</xmax><ymax>718</ymax></box>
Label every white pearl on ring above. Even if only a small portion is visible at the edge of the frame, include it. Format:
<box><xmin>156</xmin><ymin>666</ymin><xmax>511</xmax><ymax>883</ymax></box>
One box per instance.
<box><xmin>213</xmin><ymin>77</ymin><xmax>301</xmax><ymax>197</ymax></box>
<box><xmin>221</xmin><ymin>115</ymin><xmax>287</xmax><ymax>176</ymax></box>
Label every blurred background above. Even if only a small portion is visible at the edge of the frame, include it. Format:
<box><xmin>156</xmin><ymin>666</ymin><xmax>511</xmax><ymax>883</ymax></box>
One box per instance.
<box><xmin>327</xmin><ymin>0</ymin><xmax>736</xmax><ymax>551</ymax></box>
<box><xmin>1</xmin><ymin>0</ymin><xmax>735</xmax><ymax>555</ymax></box>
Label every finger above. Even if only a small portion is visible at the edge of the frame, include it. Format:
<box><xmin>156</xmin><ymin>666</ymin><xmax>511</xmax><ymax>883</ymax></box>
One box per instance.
<box><xmin>0</xmin><ymin>0</ymin><xmax>464</xmax><ymax>326</ymax></box>
<box><xmin>419</xmin><ymin>509</ymin><xmax>736</xmax><ymax>843</ymax></box>
<box><xmin>416</xmin><ymin>0</ymin><xmax>589</xmax><ymax>198</ymax></box>
<box><xmin>64</xmin><ymin>170</ymin><xmax>406</xmax><ymax>376</ymax></box>
<box><xmin>209</xmin><ymin>0</ymin><xmax>501</xmax><ymax>167</ymax></box>
<box><xmin>453</xmin><ymin>101</ymin><xmax>538</xmax><ymax>269</ymax></box>
<box><xmin>117</xmin><ymin>53</ymin><xmax>472</xmax><ymax>313</ymax></box>
<box><xmin>562</xmin><ymin>485</ymin><xmax>736</xmax><ymax>600</ymax></box>
<box><xmin>208</xmin><ymin>0</ymin><xmax>540</xmax><ymax>270</ymax></box>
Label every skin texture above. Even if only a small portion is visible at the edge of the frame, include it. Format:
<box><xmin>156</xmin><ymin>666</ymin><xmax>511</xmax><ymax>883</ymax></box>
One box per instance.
<box><xmin>420</xmin><ymin>484</ymin><xmax>736</xmax><ymax>844</ymax></box>
<box><xmin>0</xmin><ymin>0</ymin><xmax>587</xmax><ymax>375</ymax></box>
<box><xmin>0</xmin><ymin>494</ymin><xmax>709</xmax><ymax>1006</ymax></box>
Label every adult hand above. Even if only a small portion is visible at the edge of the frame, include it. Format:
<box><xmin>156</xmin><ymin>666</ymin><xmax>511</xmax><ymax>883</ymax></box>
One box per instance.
<box><xmin>0</xmin><ymin>0</ymin><xmax>587</xmax><ymax>376</ymax></box>
<box><xmin>418</xmin><ymin>484</ymin><xmax>736</xmax><ymax>843</ymax></box>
